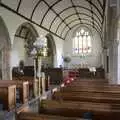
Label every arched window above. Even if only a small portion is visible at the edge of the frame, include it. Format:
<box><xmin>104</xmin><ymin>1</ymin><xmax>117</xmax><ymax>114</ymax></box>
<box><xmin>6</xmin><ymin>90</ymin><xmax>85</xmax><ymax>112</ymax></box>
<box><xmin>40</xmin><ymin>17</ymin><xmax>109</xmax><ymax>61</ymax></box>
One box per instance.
<box><xmin>73</xmin><ymin>28</ymin><xmax>92</xmax><ymax>56</ymax></box>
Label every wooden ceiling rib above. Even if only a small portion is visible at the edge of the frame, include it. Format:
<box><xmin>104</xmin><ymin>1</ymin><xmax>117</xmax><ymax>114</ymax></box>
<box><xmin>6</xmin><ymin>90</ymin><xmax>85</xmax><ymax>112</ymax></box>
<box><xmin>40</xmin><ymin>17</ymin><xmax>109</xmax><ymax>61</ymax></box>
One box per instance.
<box><xmin>55</xmin><ymin>13</ymin><xmax>102</xmax><ymax>34</ymax></box>
<box><xmin>0</xmin><ymin>0</ymin><xmax>105</xmax><ymax>40</ymax></box>
<box><xmin>16</xmin><ymin>0</ymin><xmax>22</xmax><ymax>12</ymax></box>
<box><xmin>64</xmin><ymin>22</ymin><xmax>102</xmax><ymax>40</ymax></box>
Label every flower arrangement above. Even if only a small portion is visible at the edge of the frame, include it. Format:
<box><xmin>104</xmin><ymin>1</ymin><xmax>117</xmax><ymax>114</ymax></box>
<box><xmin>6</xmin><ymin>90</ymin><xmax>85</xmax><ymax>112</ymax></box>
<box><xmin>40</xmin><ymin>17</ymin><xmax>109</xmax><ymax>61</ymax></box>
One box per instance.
<box><xmin>29</xmin><ymin>36</ymin><xmax>48</xmax><ymax>57</ymax></box>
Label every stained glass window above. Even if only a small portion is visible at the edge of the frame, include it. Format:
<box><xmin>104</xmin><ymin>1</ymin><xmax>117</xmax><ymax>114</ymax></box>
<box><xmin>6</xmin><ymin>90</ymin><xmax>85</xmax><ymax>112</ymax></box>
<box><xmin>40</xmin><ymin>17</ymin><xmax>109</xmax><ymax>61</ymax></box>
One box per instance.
<box><xmin>73</xmin><ymin>29</ymin><xmax>92</xmax><ymax>56</ymax></box>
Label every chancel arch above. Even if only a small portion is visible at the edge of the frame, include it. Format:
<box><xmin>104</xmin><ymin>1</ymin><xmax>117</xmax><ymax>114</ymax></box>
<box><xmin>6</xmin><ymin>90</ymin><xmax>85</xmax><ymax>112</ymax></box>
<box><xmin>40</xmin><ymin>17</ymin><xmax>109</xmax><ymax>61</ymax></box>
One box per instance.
<box><xmin>0</xmin><ymin>16</ymin><xmax>11</xmax><ymax>80</ymax></box>
<box><xmin>64</xmin><ymin>25</ymin><xmax>102</xmax><ymax>68</ymax></box>
<box><xmin>12</xmin><ymin>22</ymin><xmax>39</xmax><ymax>68</ymax></box>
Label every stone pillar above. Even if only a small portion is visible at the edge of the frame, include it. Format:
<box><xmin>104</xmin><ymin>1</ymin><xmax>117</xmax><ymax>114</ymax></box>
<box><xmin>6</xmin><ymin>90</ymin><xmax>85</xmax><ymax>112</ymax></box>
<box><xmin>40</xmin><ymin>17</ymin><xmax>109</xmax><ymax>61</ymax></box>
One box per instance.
<box><xmin>112</xmin><ymin>40</ymin><xmax>118</xmax><ymax>84</ymax></box>
<box><xmin>104</xmin><ymin>48</ymin><xmax>110</xmax><ymax>80</ymax></box>
<box><xmin>103</xmin><ymin>49</ymin><xmax>107</xmax><ymax>76</ymax></box>
<box><xmin>41</xmin><ymin>72</ymin><xmax>45</xmax><ymax>94</ymax></box>
<box><xmin>109</xmin><ymin>43</ymin><xmax>114</xmax><ymax>83</ymax></box>
<box><xmin>104</xmin><ymin>40</ymin><xmax>119</xmax><ymax>84</ymax></box>
<box><xmin>2</xmin><ymin>47</ymin><xmax>11</xmax><ymax>80</ymax></box>
<box><xmin>117</xmin><ymin>0</ymin><xmax>120</xmax><ymax>17</ymax></box>
<box><xmin>117</xmin><ymin>41</ymin><xmax>120</xmax><ymax>84</ymax></box>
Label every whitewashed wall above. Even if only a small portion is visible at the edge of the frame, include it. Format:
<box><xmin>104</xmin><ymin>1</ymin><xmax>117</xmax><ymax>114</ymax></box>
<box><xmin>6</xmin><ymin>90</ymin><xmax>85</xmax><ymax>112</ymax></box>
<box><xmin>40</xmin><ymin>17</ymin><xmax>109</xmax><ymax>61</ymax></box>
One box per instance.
<box><xmin>53</xmin><ymin>36</ymin><xmax>64</xmax><ymax>67</ymax></box>
<box><xmin>11</xmin><ymin>37</ymin><xmax>25</xmax><ymax>67</ymax></box>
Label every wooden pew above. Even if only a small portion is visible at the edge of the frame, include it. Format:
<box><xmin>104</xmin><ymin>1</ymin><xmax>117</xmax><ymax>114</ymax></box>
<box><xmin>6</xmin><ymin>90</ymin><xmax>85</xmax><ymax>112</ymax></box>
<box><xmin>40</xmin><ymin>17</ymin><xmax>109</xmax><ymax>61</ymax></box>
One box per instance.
<box><xmin>0</xmin><ymin>80</ymin><xmax>29</xmax><ymax>103</ymax></box>
<box><xmin>60</xmin><ymin>84</ymin><xmax>120</xmax><ymax>93</ymax></box>
<box><xmin>52</xmin><ymin>91</ymin><xmax>120</xmax><ymax>103</ymax></box>
<box><xmin>63</xmin><ymin>78</ymin><xmax>108</xmax><ymax>86</ymax></box>
<box><xmin>13</xmin><ymin>76</ymin><xmax>34</xmax><ymax>87</ymax></box>
<box><xmin>64</xmin><ymin>78</ymin><xmax>116</xmax><ymax>87</ymax></box>
<box><xmin>13</xmin><ymin>76</ymin><xmax>38</xmax><ymax>97</ymax></box>
<box><xmin>22</xmin><ymin>76</ymin><xmax>40</xmax><ymax>96</ymax></box>
<box><xmin>78</xmin><ymin>68</ymin><xmax>105</xmax><ymax>78</ymax></box>
<box><xmin>17</xmin><ymin>112</ymin><xmax>83</xmax><ymax>120</ymax></box>
<box><xmin>46</xmin><ymin>68</ymin><xmax>63</xmax><ymax>85</ymax></box>
<box><xmin>0</xmin><ymin>84</ymin><xmax>16</xmax><ymax>110</ymax></box>
<box><xmin>54</xmin><ymin>78</ymin><xmax>120</xmax><ymax>102</ymax></box>
<box><xmin>20</xmin><ymin>76</ymin><xmax>47</xmax><ymax>96</ymax></box>
<box><xmin>70</xmin><ymin>79</ymin><xmax>108</xmax><ymax>84</ymax></box>
<box><xmin>65</xmin><ymin>80</ymin><xmax>120</xmax><ymax>88</ymax></box>
<box><xmin>40</xmin><ymin>100</ymin><xmax>120</xmax><ymax>120</ymax></box>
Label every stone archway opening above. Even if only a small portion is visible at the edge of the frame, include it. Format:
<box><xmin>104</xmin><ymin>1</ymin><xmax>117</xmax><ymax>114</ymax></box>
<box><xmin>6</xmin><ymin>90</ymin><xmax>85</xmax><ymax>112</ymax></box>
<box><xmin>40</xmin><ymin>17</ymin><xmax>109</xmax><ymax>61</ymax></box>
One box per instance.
<box><xmin>12</xmin><ymin>22</ymin><xmax>39</xmax><ymax>68</ymax></box>
<box><xmin>42</xmin><ymin>33</ymin><xmax>56</xmax><ymax>68</ymax></box>
<box><xmin>0</xmin><ymin>16</ymin><xmax>11</xmax><ymax>80</ymax></box>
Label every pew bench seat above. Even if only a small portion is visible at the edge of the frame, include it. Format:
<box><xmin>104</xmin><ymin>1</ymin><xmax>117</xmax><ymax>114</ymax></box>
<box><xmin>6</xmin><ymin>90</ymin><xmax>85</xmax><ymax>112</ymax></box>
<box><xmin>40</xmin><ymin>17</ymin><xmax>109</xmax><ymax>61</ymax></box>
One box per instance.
<box><xmin>0</xmin><ymin>80</ymin><xmax>29</xmax><ymax>103</ymax></box>
<box><xmin>53</xmin><ymin>91</ymin><xmax>120</xmax><ymax>103</ymax></box>
<box><xmin>0</xmin><ymin>84</ymin><xmax>16</xmax><ymax>110</ymax></box>
<box><xmin>40</xmin><ymin>100</ymin><xmax>120</xmax><ymax>120</ymax></box>
<box><xmin>60</xmin><ymin>86</ymin><xmax>120</xmax><ymax>93</ymax></box>
<box><xmin>17</xmin><ymin>112</ymin><xmax>84</xmax><ymax>120</ymax></box>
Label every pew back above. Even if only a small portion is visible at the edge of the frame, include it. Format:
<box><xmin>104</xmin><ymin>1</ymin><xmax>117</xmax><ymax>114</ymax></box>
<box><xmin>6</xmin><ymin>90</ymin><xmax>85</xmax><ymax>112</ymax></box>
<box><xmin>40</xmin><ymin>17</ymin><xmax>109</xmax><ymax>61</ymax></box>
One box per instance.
<box><xmin>40</xmin><ymin>100</ymin><xmax>120</xmax><ymax>120</ymax></box>
<box><xmin>53</xmin><ymin>91</ymin><xmax>120</xmax><ymax>103</ymax></box>
<box><xmin>17</xmin><ymin>112</ymin><xmax>83</xmax><ymax>120</ymax></box>
<box><xmin>0</xmin><ymin>84</ymin><xmax>16</xmax><ymax>110</ymax></box>
<box><xmin>0</xmin><ymin>80</ymin><xmax>29</xmax><ymax>103</ymax></box>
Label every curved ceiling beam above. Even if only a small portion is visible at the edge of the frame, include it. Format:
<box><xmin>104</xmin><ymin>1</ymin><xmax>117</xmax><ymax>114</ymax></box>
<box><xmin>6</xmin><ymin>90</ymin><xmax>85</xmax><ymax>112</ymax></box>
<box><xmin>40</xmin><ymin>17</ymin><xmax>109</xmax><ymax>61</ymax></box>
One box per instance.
<box><xmin>0</xmin><ymin>2</ymin><xmax>65</xmax><ymax>40</ymax></box>
<box><xmin>40</xmin><ymin>0</ymin><xmax>63</xmax><ymax>26</ymax></box>
<box><xmin>102</xmin><ymin>0</ymin><xmax>106</xmax><ymax>24</ymax></box>
<box><xmin>30</xmin><ymin>0</ymin><xmax>43</xmax><ymax>20</ymax></box>
<box><xmin>55</xmin><ymin>13</ymin><xmax>101</xmax><ymax>34</ymax></box>
<box><xmin>42</xmin><ymin>0</ymin><xmax>71</xmax><ymax>30</ymax></box>
<box><xmin>60</xmin><ymin>19</ymin><xmax>101</xmax><ymax>36</ymax></box>
<box><xmin>85</xmin><ymin>0</ymin><xmax>103</xmax><ymax>18</ymax></box>
<box><xmin>2</xmin><ymin>0</ymin><xmax>104</xmax><ymax>41</ymax></box>
<box><xmin>49</xmin><ymin>6</ymin><xmax>102</xmax><ymax>31</ymax></box>
<box><xmin>60</xmin><ymin>19</ymin><xmax>101</xmax><ymax>37</ymax></box>
<box><xmin>63</xmin><ymin>22</ymin><xmax>102</xmax><ymax>41</ymax></box>
<box><xmin>15</xmin><ymin>0</ymin><xmax>104</xmax><ymax>25</ymax></box>
<box><xmin>16</xmin><ymin>0</ymin><xmax>23</xmax><ymax>12</ymax></box>
<box><xmin>70</xmin><ymin>0</ymin><xmax>81</xmax><ymax>23</ymax></box>
<box><xmin>97</xmin><ymin>0</ymin><xmax>103</xmax><ymax>9</ymax></box>
<box><xmin>38</xmin><ymin>0</ymin><xmax>103</xmax><ymax>26</ymax></box>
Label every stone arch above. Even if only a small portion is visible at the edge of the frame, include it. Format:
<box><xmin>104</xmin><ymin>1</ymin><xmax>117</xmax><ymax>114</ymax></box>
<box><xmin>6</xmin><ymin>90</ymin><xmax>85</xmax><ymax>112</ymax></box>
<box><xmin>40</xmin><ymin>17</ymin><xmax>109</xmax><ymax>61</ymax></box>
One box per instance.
<box><xmin>42</xmin><ymin>33</ymin><xmax>56</xmax><ymax>67</ymax></box>
<box><xmin>46</xmin><ymin>33</ymin><xmax>56</xmax><ymax>55</ymax></box>
<box><xmin>0</xmin><ymin>16</ymin><xmax>11</xmax><ymax>80</ymax></box>
<box><xmin>15</xmin><ymin>22</ymin><xmax>39</xmax><ymax>39</ymax></box>
<box><xmin>12</xmin><ymin>22</ymin><xmax>39</xmax><ymax>67</ymax></box>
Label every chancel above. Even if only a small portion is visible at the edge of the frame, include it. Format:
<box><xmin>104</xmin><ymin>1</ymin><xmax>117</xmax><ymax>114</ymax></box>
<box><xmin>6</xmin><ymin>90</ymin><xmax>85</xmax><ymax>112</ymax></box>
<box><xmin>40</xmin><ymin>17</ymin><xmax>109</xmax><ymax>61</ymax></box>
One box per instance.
<box><xmin>0</xmin><ymin>0</ymin><xmax>120</xmax><ymax>120</ymax></box>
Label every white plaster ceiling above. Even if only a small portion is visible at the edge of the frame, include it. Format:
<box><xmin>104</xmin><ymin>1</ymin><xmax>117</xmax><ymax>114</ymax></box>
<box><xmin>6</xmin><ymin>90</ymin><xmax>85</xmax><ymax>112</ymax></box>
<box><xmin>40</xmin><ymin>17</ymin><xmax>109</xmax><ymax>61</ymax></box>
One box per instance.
<box><xmin>0</xmin><ymin>0</ymin><xmax>105</xmax><ymax>40</ymax></box>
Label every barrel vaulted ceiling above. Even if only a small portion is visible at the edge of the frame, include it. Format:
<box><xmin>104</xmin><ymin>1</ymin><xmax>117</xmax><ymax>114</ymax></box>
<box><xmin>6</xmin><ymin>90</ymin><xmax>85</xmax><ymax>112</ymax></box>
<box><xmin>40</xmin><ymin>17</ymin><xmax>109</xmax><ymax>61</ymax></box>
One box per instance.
<box><xmin>0</xmin><ymin>0</ymin><xmax>106</xmax><ymax>40</ymax></box>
